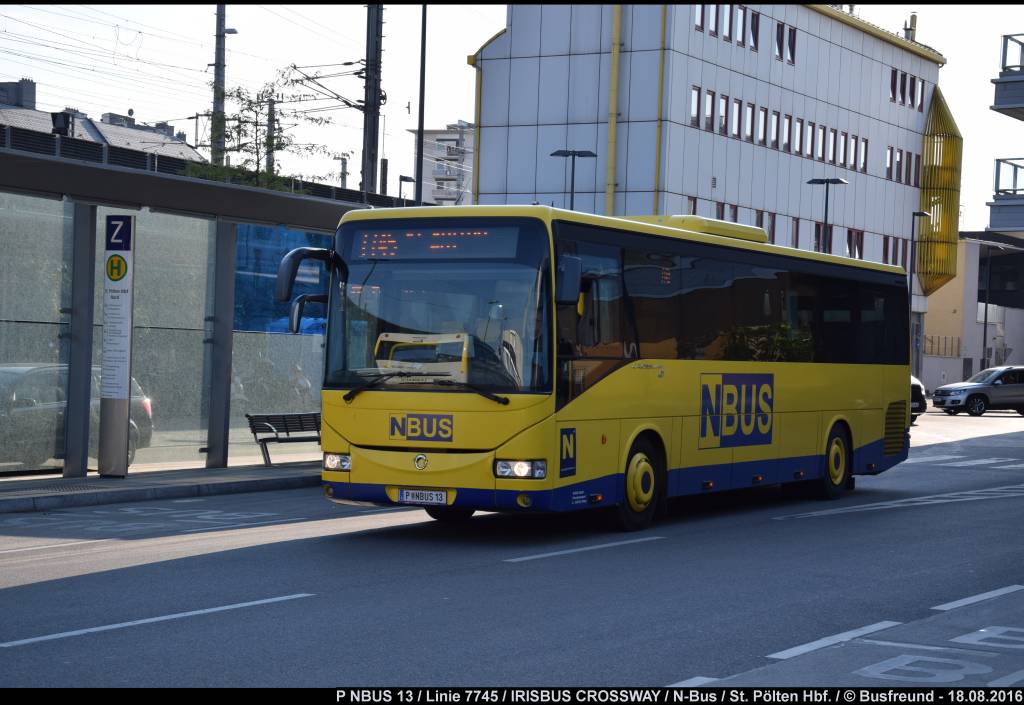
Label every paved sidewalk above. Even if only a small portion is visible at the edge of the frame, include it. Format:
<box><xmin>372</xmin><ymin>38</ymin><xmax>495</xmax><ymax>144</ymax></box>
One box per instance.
<box><xmin>0</xmin><ymin>462</ymin><xmax>321</xmax><ymax>514</ymax></box>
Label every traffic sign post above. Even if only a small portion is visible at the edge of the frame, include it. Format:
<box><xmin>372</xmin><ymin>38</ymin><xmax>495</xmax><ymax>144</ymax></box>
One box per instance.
<box><xmin>98</xmin><ymin>215</ymin><xmax>136</xmax><ymax>477</ymax></box>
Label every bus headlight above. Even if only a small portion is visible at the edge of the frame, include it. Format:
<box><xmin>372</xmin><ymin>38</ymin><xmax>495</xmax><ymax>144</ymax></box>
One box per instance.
<box><xmin>495</xmin><ymin>460</ymin><xmax>546</xmax><ymax>479</ymax></box>
<box><xmin>324</xmin><ymin>453</ymin><xmax>351</xmax><ymax>471</ymax></box>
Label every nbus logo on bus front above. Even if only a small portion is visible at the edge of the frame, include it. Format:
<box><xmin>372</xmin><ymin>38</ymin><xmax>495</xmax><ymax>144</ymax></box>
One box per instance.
<box><xmin>389</xmin><ymin>413</ymin><xmax>454</xmax><ymax>442</ymax></box>
<box><xmin>699</xmin><ymin>373</ymin><xmax>773</xmax><ymax>449</ymax></box>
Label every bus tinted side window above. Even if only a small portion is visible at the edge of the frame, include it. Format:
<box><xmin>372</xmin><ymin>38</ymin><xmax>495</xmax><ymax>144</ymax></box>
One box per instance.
<box><xmin>677</xmin><ymin>255</ymin><xmax>736</xmax><ymax>360</ymax></box>
<box><xmin>728</xmin><ymin>263</ymin><xmax>788</xmax><ymax>361</ymax></box>
<box><xmin>624</xmin><ymin>249</ymin><xmax>683</xmax><ymax>359</ymax></box>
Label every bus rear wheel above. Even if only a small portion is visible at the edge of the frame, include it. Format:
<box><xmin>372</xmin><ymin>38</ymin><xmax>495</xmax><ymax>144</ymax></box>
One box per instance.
<box><xmin>819</xmin><ymin>425</ymin><xmax>852</xmax><ymax>500</ymax></box>
<box><xmin>614</xmin><ymin>438</ymin><xmax>663</xmax><ymax>531</ymax></box>
<box><xmin>424</xmin><ymin>506</ymin><xmax>475</xmax><ymax>523</ymax></box>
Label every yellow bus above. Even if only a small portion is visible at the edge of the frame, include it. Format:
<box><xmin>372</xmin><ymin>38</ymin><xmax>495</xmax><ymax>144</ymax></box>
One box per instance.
<box><xmin>277</xmin><ymin>206</ymin><xmax>910</xmax><ymax>530</ymax></box>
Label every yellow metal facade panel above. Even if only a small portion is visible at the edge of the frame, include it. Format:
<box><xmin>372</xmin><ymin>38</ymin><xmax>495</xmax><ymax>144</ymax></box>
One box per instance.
<box><xmin>917</xmin><ymin>86</ymin><xmax>963</xmax><ymax>296</ymax></box>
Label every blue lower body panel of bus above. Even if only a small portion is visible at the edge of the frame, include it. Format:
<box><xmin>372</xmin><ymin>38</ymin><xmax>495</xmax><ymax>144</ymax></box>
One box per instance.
<box><xmin>325</xmin><ymin>437</ymin><xmax>906</xmax><ymax>513</ymax></box>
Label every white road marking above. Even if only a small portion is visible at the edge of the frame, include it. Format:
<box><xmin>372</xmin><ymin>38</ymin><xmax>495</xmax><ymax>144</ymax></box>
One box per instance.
<box><xmin>857</xmin><ymin>639</ymin><xmax>999</xmax><ymax>656</ymax></box>
<box><xmin>668</xmin><ymin>677</ymin><xmax>719</xmax><ymax>686</ymax></box>
<box><xmin>766</xmin><ymin>621</ymin><xmax>902</xmax><ymax>660</ymax></box>
<box><xmin>774</xmin><ymin>483</ymin><xmax>1024</xmax><ymax>519</ymax></box>
<box><xmin>504</xmin><ymin>536</ymin><xmax>666</xmax><ymax>563</ymax></box>
<box><xmin>931</xmin><ymin>585</ymin><xmax>1024</xmax><ymax>611</ymax></box>
<box><xmin>0</xmin><ymin>539</ymin><xmax>112</xmax><ymax>555</ymax></box>
<box><xmin>0</xmin><ymin>593</ymin><xmax>315</xmax><ymax>648</ymax></box>
<box><xmin>942</xmin><ymin>458</ymin><xmax>1017</xmax><ymax>467</ymax></box>
<box><xmin>182</xmin><ymin>517</ymin><xmax>309</xmax><ymax>533</ymax></box>
<box><xmin>901</xmin><ymin>455</ymin><xmax>965</xmax><ymax>464</ymax></box>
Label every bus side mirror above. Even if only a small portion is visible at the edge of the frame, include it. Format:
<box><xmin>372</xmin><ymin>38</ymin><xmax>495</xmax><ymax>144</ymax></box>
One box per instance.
<box><xmin>555</xmin><ymin>255</ymin><xmax>583</xmax><ymax>306</ymax></box>
<box><xmin>289</xmin><ymin>293</ymin><xmax>328</xmax><ymax>335</ymax></box>
<box><xmin>275</xmin><ymin>247</ymin><xmax>341</xmax><ymax>303</ymax></box>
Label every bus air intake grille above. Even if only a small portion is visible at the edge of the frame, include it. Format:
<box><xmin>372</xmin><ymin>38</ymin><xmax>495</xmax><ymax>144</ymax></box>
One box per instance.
<box><xmin>884</xmin><ymin>401</ymin><xmax>907</xmax><ymax>455</ymax></box>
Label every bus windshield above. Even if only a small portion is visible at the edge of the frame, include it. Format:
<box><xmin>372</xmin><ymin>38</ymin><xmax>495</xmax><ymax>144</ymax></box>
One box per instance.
<box><xmin>325</xmin><ymin>218</ymin><xmax>552</xmax><ymax>394</ymax></box>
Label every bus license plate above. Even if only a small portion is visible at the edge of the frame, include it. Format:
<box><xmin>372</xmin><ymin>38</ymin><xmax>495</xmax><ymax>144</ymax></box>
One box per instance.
<box><xmin>398</xmin><ymin>489</ymin><xmax>447</xmax><ymax>505</ymax></box>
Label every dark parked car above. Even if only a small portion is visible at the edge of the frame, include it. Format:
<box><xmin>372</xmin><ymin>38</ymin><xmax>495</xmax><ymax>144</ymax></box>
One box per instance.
<box><xmin>0</xmin><ymin>364</ymin><xmax>153</xmax><ymax>469</ymax></box>
<box><xmin>911</xmin><ymin>375</ymin><xmax>926</xmax><ymax>423</ymax></box>
<box><xmin>932</xmin><ymin>366</ymin><xmax>1024</xmax><ymax>417</ymax></box>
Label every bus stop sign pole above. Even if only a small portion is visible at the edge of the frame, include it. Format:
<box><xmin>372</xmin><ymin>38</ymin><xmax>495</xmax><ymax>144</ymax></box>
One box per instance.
<box><xmin>98</xmin><ymin>215</ymin><xmax>136</xmax><ymax>478</ymax></box>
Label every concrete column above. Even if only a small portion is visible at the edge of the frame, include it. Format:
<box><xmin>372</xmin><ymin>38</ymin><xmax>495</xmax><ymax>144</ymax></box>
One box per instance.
<box><xmin>205</xmin><ymin>219</ymin><xmax>237</xmax><ymax>468</ymax></box>
<box><xmin>64</xmin><ymin>202</ymin><xmax>97</xmax><ymax>478</ymax></box>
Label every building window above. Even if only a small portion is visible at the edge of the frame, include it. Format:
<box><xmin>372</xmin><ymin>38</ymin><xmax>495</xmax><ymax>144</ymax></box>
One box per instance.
<box><xmin>792</xmin><ymin>217</ymin><xmax>800</xmax><ymax>249</ymax></box>
<box><xmin>900</xmin><ymin>71</ymin><xmax>907</xmax><ymax>104</ymax></box>
<box><xmin>805</xmin><ymin>121</ymin><xmax>815</xmax><ymax>157</ymax></box>
<box><xmin>918</xmin><ymin>80</ymin><xmax>925</xmax><ymax>112</ymax></box>
<box><xmin>766</xmin><ymin>212</ymin><xmax>776</xmax><ymax>244</ymax></box>
<box><xmin>886</xmin><ymin>146</ymin><xmax>893</xmax><ymax>179</ymax></box>
<box><xmin>729</xmin><ymin>204</ymin><xmax>738</xmax><ymax>222</ymax></box>
<box><xmin>744</xmin><ymin>102</ymin><xmax>754</xmax><ymax>141</ymax></box>
<box><xmin>895</xmin><ymin>149</ymin><xmax>903</xmax><ymax>183</ymax></box>
<box><xmin>828</xmin><ymin>128</ymin><xmax>837</xmax><ymax>164</ymax></box>
<box><xmin>814</xmin><ymin>222</ymin><xmax>833</xmax><ymax>253</ymax></box>
<box><xmin>748</xmin><ymin>11</ymin><xmax>759</xmax><ymax>51</ymax></box>
<box><xmin>755</xmin><ymin>210</ymin><xmax>764</xmax><ymax>229</ymax></box>
<box><xmin>690</xmin><ymin>86</ymin><xmax>701</xmax><ymax>127</ymax></box>
<box><xmin>731</xmin><ymin>98</ymin><xmax>741</xmax><ymax>137</ymax></box>
<box><xmin>775</xmin><ymin>22</ymin><xmax>784</xmax><ymax>60</ymax></box>
<box><xmin>883</xmin><ymin>235</ymin><xmax>889</xmax><ymax>264</ymax></box>
<box><xmin>890</xmin><ymin>68</ymin><xmax>897</xmax><ymax>102</ymax></box>
<box><xmin>687</xmin><ymin>196</ymin><xmax>697</xmax><ymax>215</ymax></box>
<box><xmin>758</xmin><ymin>107</ymin><xmax>767</xmax><ymax>145</ymax></box>
<box><xmin>716</xmin><ymin>201</ymin><xmax>726</xmax><ymax>219</ymax></box>
<box><xmin>902</xmin><ymin>238</ymin><xmax>909</xmax><ymax>268</ymax></box>
<box><xmin>816</xmin><ymin>124</ymin><xmax>825</xmax><ymax>160</ymax></box>
<box><xmin>695</xmin><ymin>5</ymin><xmax>705</xmax><ymax>31</ymax></box>
<box><xmin>736</xmin><ymin>5</ymin><xmax>746</xmax><ymax>46</ymax></box>
<box><xmin>793</xmin><ymin>118</ymin><xmax>803</xmax><ymax>156</ymax></box>
<box><xmin>770</xmin><ymin>111</ymin><xmax>780</xmax><ymax>149</ymax></box>
<box><xmin>722</xmin><ymin>4</ymin><xmax>732</xmax><ymax>40</ymax></box>
<box><xmin>909</xmin><ymin>76</ymin><xmax>917</xmax><ymax>108</ymax></box>
<box><xmin>708</xmin><ymin>4</ymin><xmax>719</xmax><ymax>36</ymax></box>
<box><xmin>704</xmin><ymin>89</ymin><xmax>716</xmax><ymax>131</ymax></box>
<box><xmin>837</xmin><ymin>131</ymin><xmax>847</xmax><ymax>166</ymax></box>
<box><xmin>847</xmin><ymin>229</ymin><xmax>864</xmax><ymax>259</ymax></box>
<box><xmin>787</xmin><ymin>26</ymin><xmax>796</xmax><ymax>64</ymax></box>
<box><xmin>860</xmin><ymin>138</ymin><xmax>868</xmax><ymax>173</ymax></box>
<box><xmin>719</xmin><ymin>94</ymin><xmax>729</xmax><ymax>135</ymax></box>
<box><xmin>914</xmin><ymin>153</ymin><xmax>921</xmax><ymax>187</ymax></box>
<box><xmin>849</xmin><ymin>135</ymin><xmax>858</xmax><ymax>170</ymax></box>
<box><xmin>782</xmin><ymin>114</ymin><xmax>791</xmax><ymax>152</ymax></box>
<box><xmin>905</xmin><ymin>149</ymin><xmax>913</xmax><ymax>184</ymax></box>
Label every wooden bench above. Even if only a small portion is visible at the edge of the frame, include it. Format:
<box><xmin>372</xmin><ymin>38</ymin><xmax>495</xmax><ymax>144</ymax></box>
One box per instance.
<box><xmin>245</xmin><ymin>412</ymin><xmax>321</xmax><ymax>466</ymax></box>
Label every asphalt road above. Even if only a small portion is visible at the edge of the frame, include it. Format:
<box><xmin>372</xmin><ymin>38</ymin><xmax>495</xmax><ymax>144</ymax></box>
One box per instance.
<box><xmin>1</xmin><ymin>408</ymin><xmax>1022</xmax><ymax>686</ymax></box>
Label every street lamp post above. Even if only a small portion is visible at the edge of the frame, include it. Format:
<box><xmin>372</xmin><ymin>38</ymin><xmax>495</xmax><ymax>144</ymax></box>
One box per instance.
<box><xmin>908</xmin><ymin>210</ymin><xmax>931</xmax><ymax>377</ymax></box>
<box><xmin>806</xmin><ymin>177</ymin><xmax>848</xmax><ymax>250</ymax></box>
<box><xmin>399</xmin><ymin>175</ymin><xmax>415</xmax><ymax>204</ymax></box>
<box><xmin>551</xmin><ymin>149</ymin><xmax>597</xmax><ymax>211</ymax></box>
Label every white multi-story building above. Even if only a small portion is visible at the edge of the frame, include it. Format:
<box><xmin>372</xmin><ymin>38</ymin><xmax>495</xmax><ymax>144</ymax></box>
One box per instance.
<box><xmin>468</xmin><ymin>4</ymin><xmax>963</xmax><ymax>374</ymax></box>
<box><xmin>409</xmin><ymin>120</ymin><xmax>475</xmax><ymax>205</ymax></box>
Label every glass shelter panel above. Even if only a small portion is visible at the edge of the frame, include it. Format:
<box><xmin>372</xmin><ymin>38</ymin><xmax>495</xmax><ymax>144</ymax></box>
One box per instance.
<box><xmin>230</xmin><ymin>223</ymin><xmax>331</xmax><ymax>466</ymax></box>
<box><xmin>91</xmin><ymin>207</ymin><xmax>215</xmax><ymax>470</ymax></box>
<box><xmin>0</xmin><ymin>193</ymin><xmax>73</xmax><ymax>472</ymax></box>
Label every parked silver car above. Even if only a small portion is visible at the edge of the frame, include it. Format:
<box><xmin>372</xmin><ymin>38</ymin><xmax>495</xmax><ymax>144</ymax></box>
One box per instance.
<box><xmin>932</xmin><ymin>366</ymin><xmax>1024</xmax><ymax>417</ymax></box>
<box><xmin>910</xmin><ymin>375</ymin><xmax>926</xmax><ymax>423</ymax></box>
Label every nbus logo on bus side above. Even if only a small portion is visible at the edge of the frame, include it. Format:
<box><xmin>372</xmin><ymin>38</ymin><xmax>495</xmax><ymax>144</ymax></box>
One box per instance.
<box><xmin>699</xmin><ymin>373</ymin><xmax>773</xmax><ymax>449</ymax></box>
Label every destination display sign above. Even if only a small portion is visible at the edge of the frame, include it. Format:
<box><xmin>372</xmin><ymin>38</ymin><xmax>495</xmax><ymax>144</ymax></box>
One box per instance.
<box><xmin>352</xmin><ymin>226</ymin><xmax>520</xmax><ymax>260</ymax></box>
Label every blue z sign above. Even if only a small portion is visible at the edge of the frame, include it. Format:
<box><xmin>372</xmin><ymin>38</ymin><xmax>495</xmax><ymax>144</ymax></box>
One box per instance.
<box><xmin>699</xmin><ymin>373</ymin><xmax>774</xmax><ymax>449</ymax></box>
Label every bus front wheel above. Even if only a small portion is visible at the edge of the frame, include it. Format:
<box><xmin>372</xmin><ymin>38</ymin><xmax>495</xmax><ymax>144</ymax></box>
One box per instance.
<box><xmin>424</xmin><ymin>506</ymin><xmax>475</xmax><ymax>523</ymax></box>
<box><xmin>819</xmin><ymin>425</ymin><xmax>852</xmax><ymax>500</ymax></box>
<box><xmin>614</xmin><ymin>438</ymin><xmax>663</xmax><ymax>531</ymax></box>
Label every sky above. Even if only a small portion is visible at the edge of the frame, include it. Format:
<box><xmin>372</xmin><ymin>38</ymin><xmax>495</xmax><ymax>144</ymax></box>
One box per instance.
<box><xmin>1</xmin><ymin>4</ymin><xmax>1021</xmax><ymax>230</ymax></box>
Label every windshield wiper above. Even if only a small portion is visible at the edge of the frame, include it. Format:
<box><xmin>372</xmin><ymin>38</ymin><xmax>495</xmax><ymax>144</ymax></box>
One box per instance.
<box><xmin>342</xmin><ymin>371</ymin><xmax>450</xmax><ymax>402</ymax></box>
<box><xmin>434</xmin><ymin>379</ymin><xmax>510</xmax><ymax>405</ymax></box>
